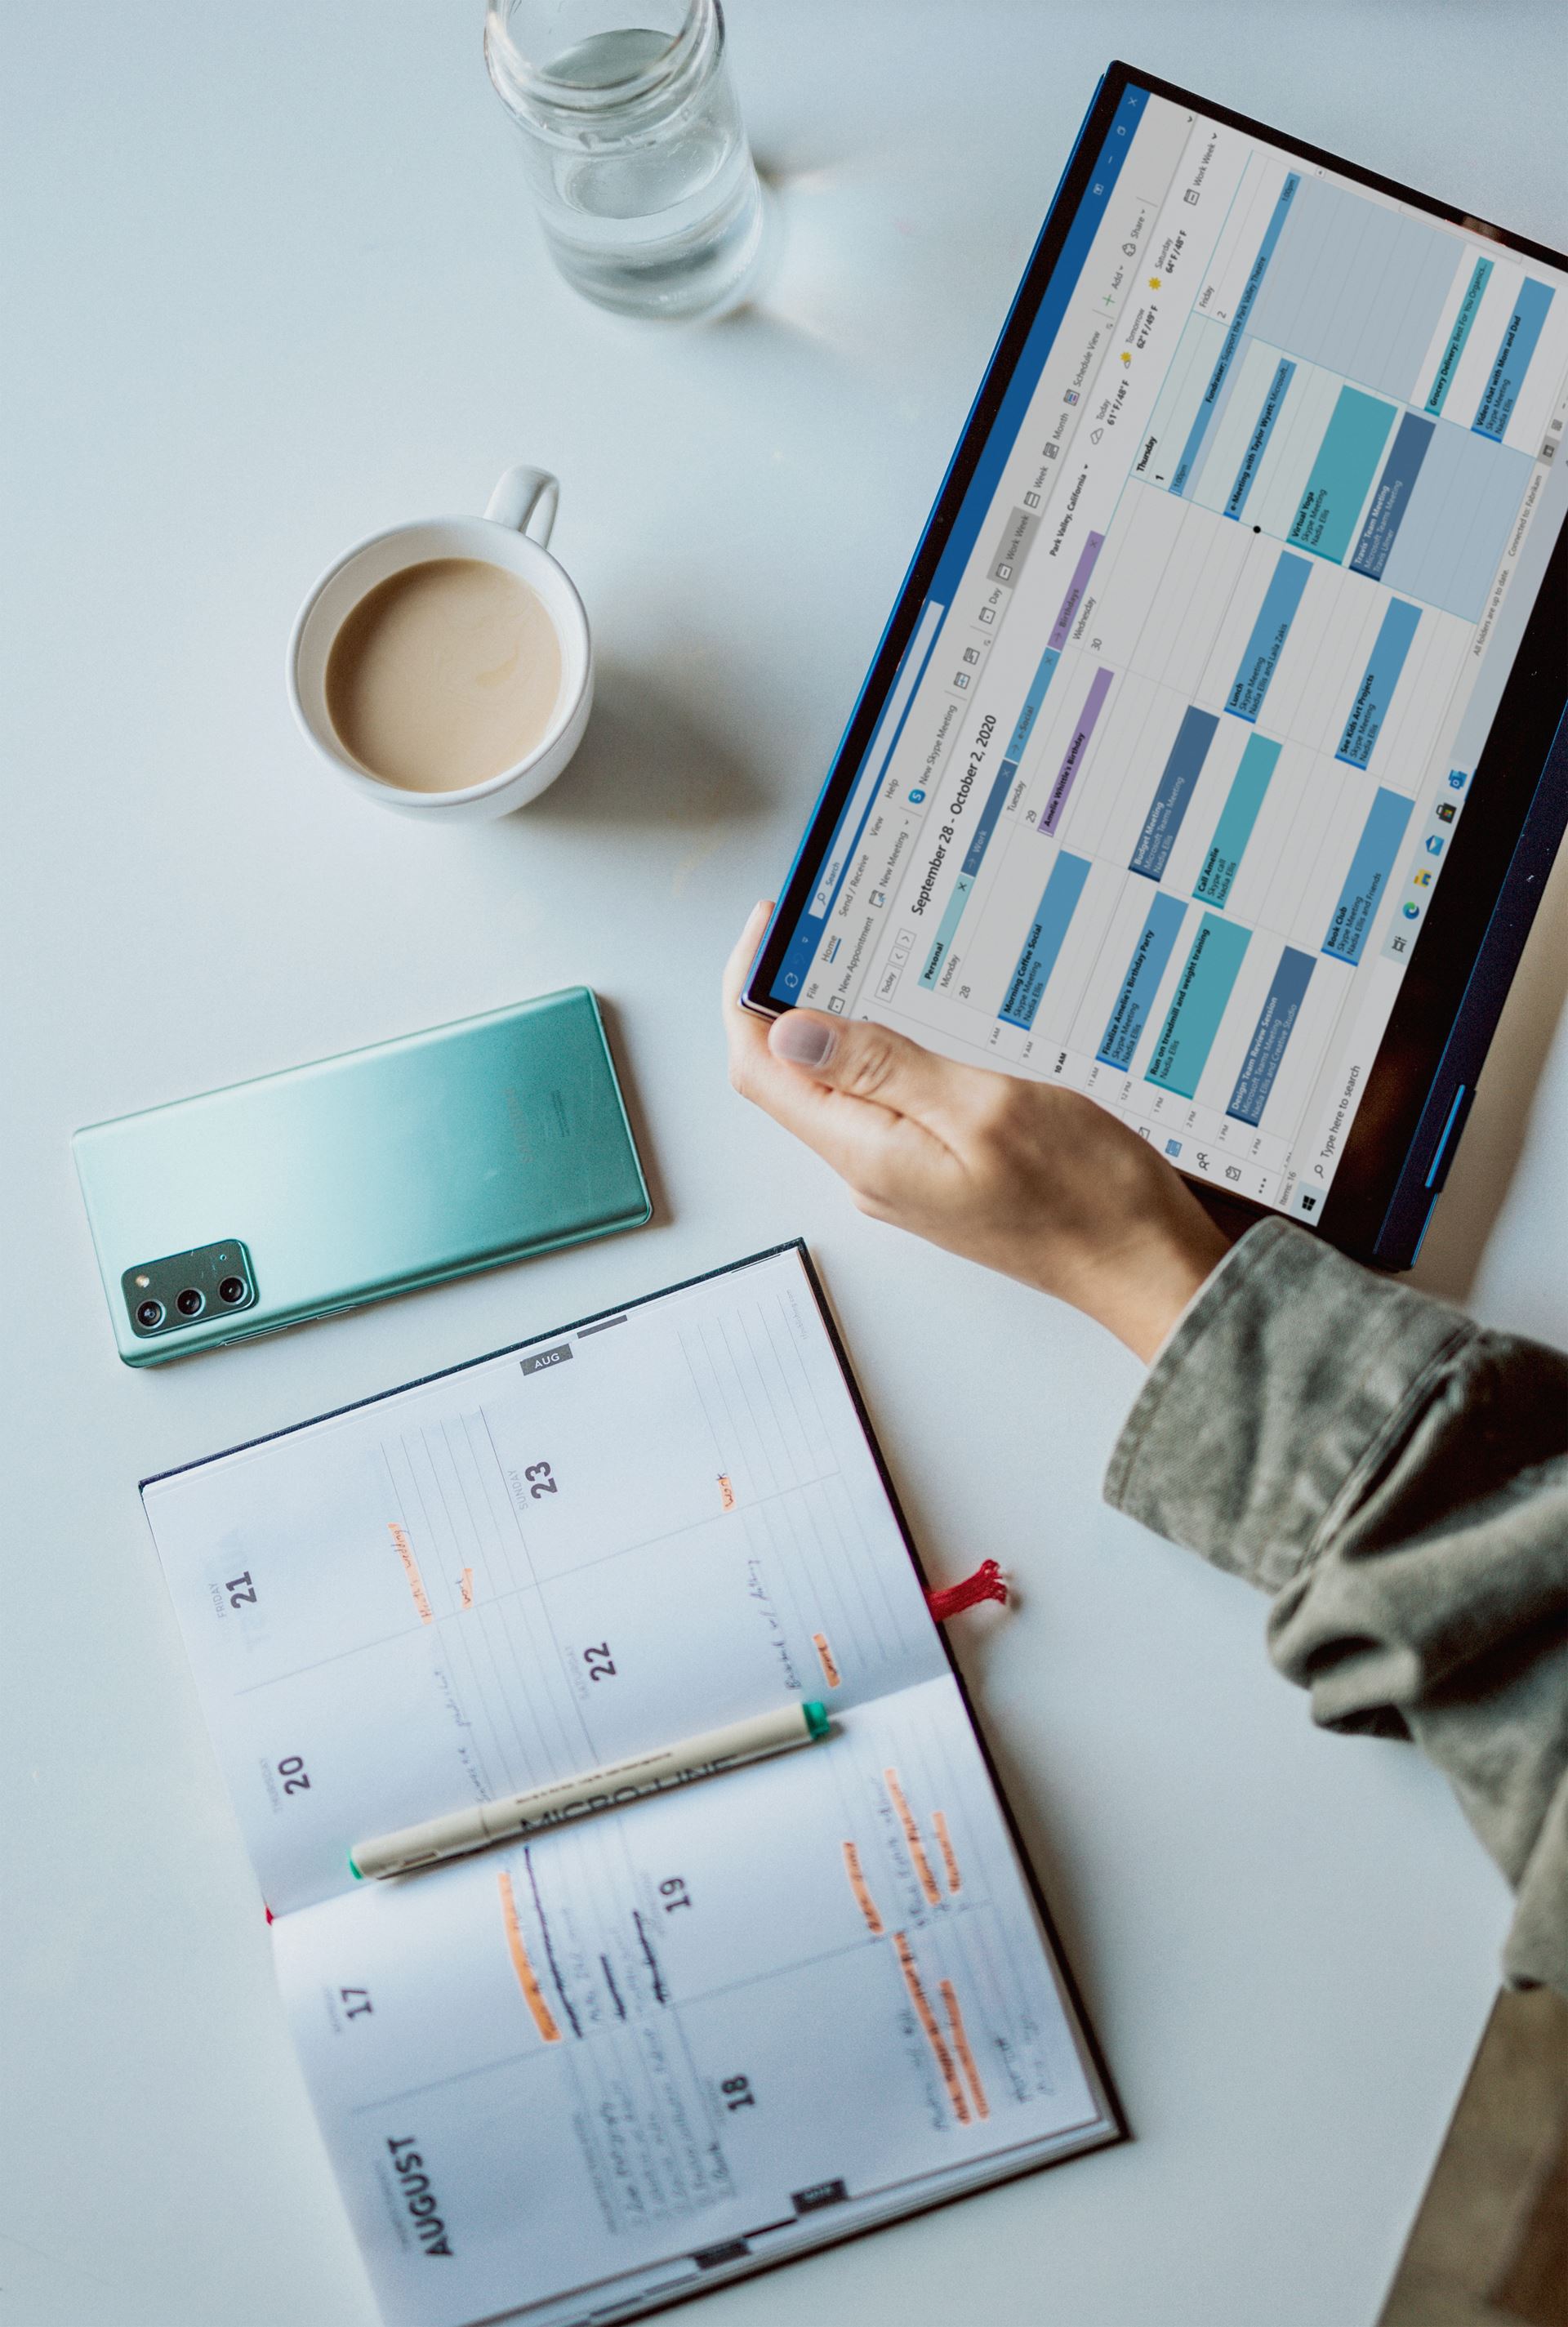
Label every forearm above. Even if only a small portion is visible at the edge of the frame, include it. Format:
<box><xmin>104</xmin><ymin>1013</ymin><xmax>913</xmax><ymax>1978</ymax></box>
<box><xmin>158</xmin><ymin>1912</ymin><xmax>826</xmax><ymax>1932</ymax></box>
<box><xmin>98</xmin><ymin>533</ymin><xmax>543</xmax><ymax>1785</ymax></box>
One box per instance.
<box><xmin>1106</xmin><ymin>1220</ymin><xmax>1568</xmax><ymax>1995</ymax></box>
<box><xmin>725</xmin><ymin>915</ymin><xmax>1568</xmax><ymax>1984</ymax></box>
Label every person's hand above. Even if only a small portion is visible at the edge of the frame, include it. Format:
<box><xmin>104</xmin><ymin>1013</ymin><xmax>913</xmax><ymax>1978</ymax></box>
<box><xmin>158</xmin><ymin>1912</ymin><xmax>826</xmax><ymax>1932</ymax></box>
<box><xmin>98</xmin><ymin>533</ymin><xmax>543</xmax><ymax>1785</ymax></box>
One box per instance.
<box><xmin>724</xmin><ymin>903</ymin><xmax>1231</xmax><ymax>1362</ymax></box>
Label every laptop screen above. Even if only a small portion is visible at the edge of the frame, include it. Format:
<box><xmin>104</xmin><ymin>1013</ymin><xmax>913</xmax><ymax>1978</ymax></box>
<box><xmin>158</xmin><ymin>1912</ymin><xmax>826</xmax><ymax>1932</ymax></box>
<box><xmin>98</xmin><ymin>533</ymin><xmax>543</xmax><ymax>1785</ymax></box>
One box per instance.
<box><xmin>764</xmin><ymin>79</ymin><xmax>1568</xmax><ymax>1224</ymax></box>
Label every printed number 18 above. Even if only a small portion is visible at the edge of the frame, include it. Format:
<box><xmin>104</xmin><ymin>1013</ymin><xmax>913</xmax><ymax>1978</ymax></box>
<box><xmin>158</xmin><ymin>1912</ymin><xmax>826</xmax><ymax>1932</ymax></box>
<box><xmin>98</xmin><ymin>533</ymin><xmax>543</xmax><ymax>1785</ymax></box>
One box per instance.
<box><xmin>722</xmin><ymin>2075</ymin><xmax>755</xmax><ymax>2111</ymax></box>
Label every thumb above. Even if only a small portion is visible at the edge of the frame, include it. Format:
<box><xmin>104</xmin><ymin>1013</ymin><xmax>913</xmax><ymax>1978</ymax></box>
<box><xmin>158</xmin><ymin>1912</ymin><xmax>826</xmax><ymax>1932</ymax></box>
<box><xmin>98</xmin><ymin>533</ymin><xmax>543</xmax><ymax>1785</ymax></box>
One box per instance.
<box><xmin>768</xmin><ymin>1010</ymin><xmax>959</xmax><ymax>1123</ymax></box>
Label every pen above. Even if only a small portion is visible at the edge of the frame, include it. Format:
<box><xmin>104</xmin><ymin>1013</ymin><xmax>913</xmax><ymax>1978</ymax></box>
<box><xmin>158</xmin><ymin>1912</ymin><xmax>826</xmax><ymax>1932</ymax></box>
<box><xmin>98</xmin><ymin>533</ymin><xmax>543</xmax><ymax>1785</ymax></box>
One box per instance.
<box><xmin>349</xmin><ymin>1700</ymin><xmax>833</xmax><ymax>1880</ymax></box>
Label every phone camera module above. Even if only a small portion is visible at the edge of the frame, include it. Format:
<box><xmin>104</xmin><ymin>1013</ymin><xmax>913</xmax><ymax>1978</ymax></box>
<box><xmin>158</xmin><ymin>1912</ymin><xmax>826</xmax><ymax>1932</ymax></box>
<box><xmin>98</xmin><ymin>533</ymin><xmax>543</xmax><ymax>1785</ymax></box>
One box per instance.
<box><xmin>122</xmin><ymin>1241</ymin><xmax>252</xmax><ymax>1348</ymax></box>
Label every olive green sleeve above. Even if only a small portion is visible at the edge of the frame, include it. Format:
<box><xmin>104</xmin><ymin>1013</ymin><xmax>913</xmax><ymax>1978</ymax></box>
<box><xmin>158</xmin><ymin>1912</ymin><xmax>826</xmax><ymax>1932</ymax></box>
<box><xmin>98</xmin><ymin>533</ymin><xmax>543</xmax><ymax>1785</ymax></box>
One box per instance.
<box><xmin>1105</xmin><ymin>1219</ymin><xmax>1568</xmax><ymax>1996</ymax></box>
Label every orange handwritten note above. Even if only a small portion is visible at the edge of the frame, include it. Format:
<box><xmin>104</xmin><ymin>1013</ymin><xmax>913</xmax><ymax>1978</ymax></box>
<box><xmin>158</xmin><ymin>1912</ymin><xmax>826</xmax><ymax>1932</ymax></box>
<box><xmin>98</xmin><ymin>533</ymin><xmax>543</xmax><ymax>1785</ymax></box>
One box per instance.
<box><xmin>884</xmin><ymin>1768</ymin><xmax>942</xmax><ymax>1907</ymax></box>
<box><xmin>387</xmin><ymin>1522</ymin><xmax>433</xmax><ymax>1624</ymax></box>
<box><xmin>932</xmin><ymin>1809</ymin><xmax>962</xmax><ymax>1894</ymax></box>
<box><xmin>842</xmin><ymin>1840</ymin><xmax>885</xmax><ymax>1936</ymax></box>
<box><xmin>892</xmin><ymin>1932</ymin><xmax>969</xmax><ymax>2123</ymax></box>
<box><xmin>497</xmin><ymin>1870</ymin><xmax>561</xmax><ymax>2044</ymax></box>
<box><xmin>940</xmin><ymin>1977</ymin><xmax>989</xmax><ymax>2120</ymax></box>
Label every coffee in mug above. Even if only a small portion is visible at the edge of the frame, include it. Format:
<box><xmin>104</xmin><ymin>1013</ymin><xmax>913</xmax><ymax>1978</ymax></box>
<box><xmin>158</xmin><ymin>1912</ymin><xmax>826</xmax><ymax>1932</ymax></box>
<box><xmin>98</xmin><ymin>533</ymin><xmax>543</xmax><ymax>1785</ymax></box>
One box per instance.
<box><xmin>287</xmin><ymin>466</ymin><xmax>592</xmax><ymax>822</ymax></box>
<box><xmin>325</xmin><ymin>559</ymin><xmax>563</xmax><ymax>793</ymax></box>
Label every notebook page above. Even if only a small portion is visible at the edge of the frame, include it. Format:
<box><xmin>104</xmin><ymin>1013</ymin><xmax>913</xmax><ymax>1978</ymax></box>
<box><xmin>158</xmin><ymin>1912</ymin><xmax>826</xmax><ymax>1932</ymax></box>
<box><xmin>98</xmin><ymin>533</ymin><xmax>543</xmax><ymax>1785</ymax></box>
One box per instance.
<box><xmin>142</xmin><ymin>1249</ymin><xmax>947</xmax><ymax>1915</ymax></box>
<box><xmin>275</xmin><ymin>1674</ymin><xmax>1114</xmax><ymax>2327</ymax></box>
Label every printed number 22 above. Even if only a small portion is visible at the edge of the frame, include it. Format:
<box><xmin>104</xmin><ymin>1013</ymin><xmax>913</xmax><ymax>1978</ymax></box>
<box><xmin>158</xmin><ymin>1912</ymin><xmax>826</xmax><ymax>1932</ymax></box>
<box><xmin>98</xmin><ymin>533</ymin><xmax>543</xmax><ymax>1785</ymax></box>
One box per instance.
<box><xmin>584</xmin><ymin>1643</ymin><xmax>617</xmax><ymax>1682</ymax></box>
<box><xmin>526</xmin><ymin>1461</ymin><xmax>557</xmax><ymax>1499</ymax></box>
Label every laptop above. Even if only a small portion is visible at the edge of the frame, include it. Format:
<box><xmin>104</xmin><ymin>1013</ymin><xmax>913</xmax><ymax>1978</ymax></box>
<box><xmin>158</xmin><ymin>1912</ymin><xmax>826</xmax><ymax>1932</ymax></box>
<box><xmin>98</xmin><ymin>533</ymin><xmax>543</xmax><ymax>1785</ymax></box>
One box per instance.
<box><xmin>747</xmin><ymin>64</ymin><xmax>1568</xmax><ymax>1267</ymax></box>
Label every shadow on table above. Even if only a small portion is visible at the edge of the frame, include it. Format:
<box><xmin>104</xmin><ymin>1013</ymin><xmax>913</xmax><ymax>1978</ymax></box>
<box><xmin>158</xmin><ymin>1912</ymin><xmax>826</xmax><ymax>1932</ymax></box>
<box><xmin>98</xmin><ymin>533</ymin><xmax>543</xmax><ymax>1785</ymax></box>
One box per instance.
<box><xmin>715</xmin><ymin>149</ymin><xmax>956</xmax><ymax>359</ymax></box>
<box><xmin>1412</xmin><ymin>844</ymin><xmax>1568</xmax><ymax>1308</ymax></box>
<box><xmin>524</xmin><ymin>660</ymin><xmax>768</xmax><ymax>836</ymax></box>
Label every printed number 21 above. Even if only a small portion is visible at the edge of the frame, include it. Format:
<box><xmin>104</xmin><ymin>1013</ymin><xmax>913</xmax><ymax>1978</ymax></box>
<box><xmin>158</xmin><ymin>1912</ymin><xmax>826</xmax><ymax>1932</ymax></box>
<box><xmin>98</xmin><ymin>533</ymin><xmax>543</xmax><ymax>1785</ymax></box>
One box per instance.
<box><xmin>526</xmin><ymin>1460</ymin><xmax>557</xmax><ymax>1499</ymax></box>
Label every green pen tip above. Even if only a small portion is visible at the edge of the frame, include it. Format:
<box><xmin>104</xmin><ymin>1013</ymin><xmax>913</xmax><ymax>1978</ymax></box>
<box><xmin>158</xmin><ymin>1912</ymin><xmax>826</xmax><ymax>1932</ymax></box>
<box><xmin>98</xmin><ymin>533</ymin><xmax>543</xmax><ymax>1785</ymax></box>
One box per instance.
<box><xmin>347</xmin><ymin>1852</ymin><xmax>363</xmax><ymax>1879</ymax></box>
<box><xmin>804</xmin><ymin>1701</ymin><xmax>831</xmax><ymax>1741</ymax></box>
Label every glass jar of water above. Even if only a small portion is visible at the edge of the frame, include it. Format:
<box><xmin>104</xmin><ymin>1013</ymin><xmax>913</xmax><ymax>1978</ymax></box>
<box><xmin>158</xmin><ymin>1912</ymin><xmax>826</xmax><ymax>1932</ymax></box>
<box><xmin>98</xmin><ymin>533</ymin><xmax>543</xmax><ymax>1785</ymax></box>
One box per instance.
<box><xmin>484</xmin><ymin>0</ymin><xmax>767</xmax><ymax>322</ymax></box>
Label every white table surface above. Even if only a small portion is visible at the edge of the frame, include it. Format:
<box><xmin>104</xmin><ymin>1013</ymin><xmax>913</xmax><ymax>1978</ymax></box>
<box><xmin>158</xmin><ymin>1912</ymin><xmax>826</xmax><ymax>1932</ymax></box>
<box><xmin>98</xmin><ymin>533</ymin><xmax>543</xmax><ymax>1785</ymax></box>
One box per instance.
<box><xmin>6</xmin><ymin>6</ymin><xmax>1567</xmax><ymax>2323</ymax></box>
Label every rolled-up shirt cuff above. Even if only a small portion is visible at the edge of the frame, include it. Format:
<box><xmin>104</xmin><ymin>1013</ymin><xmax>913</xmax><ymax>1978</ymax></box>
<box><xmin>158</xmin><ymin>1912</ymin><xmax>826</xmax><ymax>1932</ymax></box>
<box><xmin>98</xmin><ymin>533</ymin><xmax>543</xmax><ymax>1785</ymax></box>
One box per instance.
<box><xmin>1103</xmin><ymin>1219</ymin><xmax>1474</xmax><ymax>1594</ymax></box>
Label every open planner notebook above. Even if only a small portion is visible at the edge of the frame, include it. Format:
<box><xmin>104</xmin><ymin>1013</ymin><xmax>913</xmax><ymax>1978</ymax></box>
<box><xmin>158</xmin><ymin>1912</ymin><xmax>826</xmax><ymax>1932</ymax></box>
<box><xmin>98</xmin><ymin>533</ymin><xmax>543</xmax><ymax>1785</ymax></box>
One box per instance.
<box><xmin>142</xmin><ymin>1242</ymin><xmax>1120</xmax><ymax>2327</ymax></box>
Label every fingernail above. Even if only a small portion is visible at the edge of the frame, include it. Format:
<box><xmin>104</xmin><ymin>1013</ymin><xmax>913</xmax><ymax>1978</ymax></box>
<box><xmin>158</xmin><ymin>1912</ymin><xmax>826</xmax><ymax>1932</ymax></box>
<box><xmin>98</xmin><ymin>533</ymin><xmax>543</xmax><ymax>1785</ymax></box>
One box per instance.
<box><xmin>771</xmin><ymin>1014</ymin><xmax>836</xmax><ymax>1070</ymax></box>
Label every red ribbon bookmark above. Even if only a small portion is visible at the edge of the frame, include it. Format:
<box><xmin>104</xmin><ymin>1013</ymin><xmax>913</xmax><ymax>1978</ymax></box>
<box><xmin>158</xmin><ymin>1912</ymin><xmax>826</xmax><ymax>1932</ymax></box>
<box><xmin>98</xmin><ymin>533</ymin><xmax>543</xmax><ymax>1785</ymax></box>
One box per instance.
<box><xmin>924</xmin><ymin>1559</ymin><xmax>1009</xmax><ymax>1622</ymax></box>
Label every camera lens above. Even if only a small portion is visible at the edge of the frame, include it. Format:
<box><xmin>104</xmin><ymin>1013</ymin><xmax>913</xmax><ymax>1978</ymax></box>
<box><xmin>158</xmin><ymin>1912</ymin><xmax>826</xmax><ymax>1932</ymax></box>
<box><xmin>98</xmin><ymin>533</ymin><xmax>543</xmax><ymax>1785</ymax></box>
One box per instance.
<box><xmin>136</xmin><ymin>1298</ymin><xmax>164</xmax><ymax>1330</ymax></box>
<box><xmin>218</xmin><ymin>1276</ymin><xmax>247</xmax><ymax>1305</ymax></box>
<box><xmin>176</xmin><ymin>1287</ymin><xmax>205</xmax><ymax>1317</ymax></box>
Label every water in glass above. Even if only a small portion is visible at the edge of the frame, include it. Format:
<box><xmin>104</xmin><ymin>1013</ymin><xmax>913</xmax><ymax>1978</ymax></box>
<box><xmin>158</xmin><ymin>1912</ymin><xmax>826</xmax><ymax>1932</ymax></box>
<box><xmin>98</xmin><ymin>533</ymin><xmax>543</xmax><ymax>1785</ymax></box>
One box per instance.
<box><xmin>485</xmin><ymin>2</ymin><xmax>766</xmax><ymax>321</ymax></box>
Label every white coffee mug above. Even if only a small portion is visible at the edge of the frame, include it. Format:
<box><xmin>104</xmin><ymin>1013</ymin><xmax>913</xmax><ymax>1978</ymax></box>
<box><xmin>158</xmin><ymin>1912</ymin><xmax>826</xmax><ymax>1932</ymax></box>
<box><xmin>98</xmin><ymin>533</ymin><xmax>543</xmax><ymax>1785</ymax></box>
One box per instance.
<box><xmin>287</xmin><ymin>465</ymin><xmax>592</xmax><ymax>820</ymax></box>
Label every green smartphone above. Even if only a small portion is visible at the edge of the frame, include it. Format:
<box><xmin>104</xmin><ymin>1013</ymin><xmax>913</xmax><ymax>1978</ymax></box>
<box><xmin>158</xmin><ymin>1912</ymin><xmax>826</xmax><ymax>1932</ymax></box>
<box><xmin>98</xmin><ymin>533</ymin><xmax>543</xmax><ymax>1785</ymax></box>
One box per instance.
<box><xmin>73</xmin><ymin>987</ymin><xmax>651</xmax><ymax>1366</ymax></box>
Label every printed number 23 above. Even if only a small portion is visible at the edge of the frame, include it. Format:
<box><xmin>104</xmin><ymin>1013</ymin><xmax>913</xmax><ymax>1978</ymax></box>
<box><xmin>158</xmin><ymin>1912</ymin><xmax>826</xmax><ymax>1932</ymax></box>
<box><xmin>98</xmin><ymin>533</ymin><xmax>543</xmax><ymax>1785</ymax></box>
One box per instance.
<box><xmin>526</xmin><ymin>1460</ymin><xmax>557</xmax><ymax>1499</ymax></box>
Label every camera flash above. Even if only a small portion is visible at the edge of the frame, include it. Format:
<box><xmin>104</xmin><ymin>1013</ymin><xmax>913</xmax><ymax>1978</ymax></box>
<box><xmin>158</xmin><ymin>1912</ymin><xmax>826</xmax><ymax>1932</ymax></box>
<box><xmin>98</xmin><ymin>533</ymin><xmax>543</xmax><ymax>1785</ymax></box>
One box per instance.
<box><xmin>135</xmin><ymin>1273</ymin><xmax>150</xmax><ymax>1288</ymax></box>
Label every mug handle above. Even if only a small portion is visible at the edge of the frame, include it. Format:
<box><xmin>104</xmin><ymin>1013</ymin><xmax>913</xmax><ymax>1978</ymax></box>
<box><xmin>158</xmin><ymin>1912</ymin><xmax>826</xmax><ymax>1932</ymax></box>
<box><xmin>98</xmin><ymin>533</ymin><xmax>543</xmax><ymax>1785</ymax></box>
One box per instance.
<box><xmin>485</xmin><ymin>465</ymin><xmax>559</xmax><ymax>547</ymax></box>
